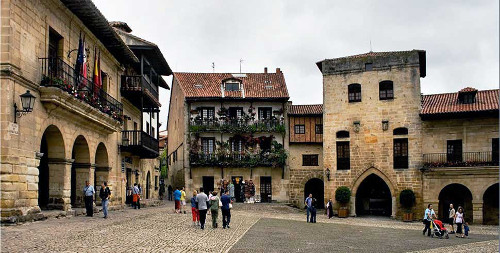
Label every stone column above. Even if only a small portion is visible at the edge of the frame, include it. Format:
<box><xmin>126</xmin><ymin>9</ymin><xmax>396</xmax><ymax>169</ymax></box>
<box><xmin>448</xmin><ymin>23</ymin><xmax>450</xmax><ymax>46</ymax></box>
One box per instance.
<box><xmin>350</xmin><ymin>196</ymin><xmax>356</xmax><ymax>216</ymax></box>
<box><xmin>73</xmin><ymin>163</ymin><xmax>92</xmax><ymax>208</ymax></box>
<box><xmin>48</xmin><ymin>158</ymin><xmax>73</xmax><ymax>211</ymax></box>
<box><xmin>95</xmin><ymin>166</ymin><xmax>110</xmax><ymax>206</ymax></box>
<box><xmin>472</xmin><ymin>201</ymin><xmax>483</xmax><ymax>224</ymax></box>
<box><xmin>391</xmin><ymin>196</ymin><xmax>397</xmax><ymax>218</ymax></box>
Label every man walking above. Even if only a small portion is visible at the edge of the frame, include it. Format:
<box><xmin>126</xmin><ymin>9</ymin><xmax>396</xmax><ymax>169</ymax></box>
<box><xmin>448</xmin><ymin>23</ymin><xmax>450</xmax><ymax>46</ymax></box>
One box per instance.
<box><xmin>196</xmin><ymin>187</ymin><xmax>209</xmax><ymax>230</ymax></box>
<box><xmin>173</xmin><ymin>187</ymin><xmax>181</xmax><ymax>213</ymax></box>
<box><xmin>221</xmin><ymin>190</ymin><xmax>232</xmax><ymax>229</ymax></box>
<box><xmin>99</xmin><ymin>181</ymin><xmax>111</xmax><ymax>219</ymax></box>
<box><xmin>305</xmin><ymin>193</ymin><xmax>312</xmax><ymax>222</ymax></box>
<box><xmin>83</xmin><ymin>181</ymin><xmax>95</xmax><ymax>217</ymax></box>
<box><xmin>132</xmin><ymin>183</ymin><xmax>140</xmax><ymax>209</ymax></box>
<box><xmin>167</xmin><ymin>185</ymin><xmax>173</xmax><ymax>201</ymax></box>
<box><xmin>448</xmin><ymin>203</ymin><xmax>456</xmax><ymax>234</ymax></box>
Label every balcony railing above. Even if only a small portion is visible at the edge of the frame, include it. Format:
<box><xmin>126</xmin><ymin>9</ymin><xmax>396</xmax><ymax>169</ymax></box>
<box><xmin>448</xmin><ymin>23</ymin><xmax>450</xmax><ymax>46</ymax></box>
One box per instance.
<box><xmin>189</xmin><ymin>118</ymin><xmax>285</xmax><ymax>134</ymax></box>
<box><xmin>121</xmin><ymin>75</ymin><xmax>159</xmax><ymax>107</ymax></box>
<box><xmin>190</xmin><ymin>150</ymin><xmax>286</xmax><ymax>168</ymax></box>
<box><xmin>39</xmin><ymin>57</ymin><xmax>123</xmax><ymax>121</ymax></box>
<box><xmin>423</xmin><ymin>151</ymin><xmax>499</xmax><ymax>167</ymax></box>
<box><xmin>121</xmin><ymin>130</ymin><xmax>159</xmax><ymax>158</ymax></box>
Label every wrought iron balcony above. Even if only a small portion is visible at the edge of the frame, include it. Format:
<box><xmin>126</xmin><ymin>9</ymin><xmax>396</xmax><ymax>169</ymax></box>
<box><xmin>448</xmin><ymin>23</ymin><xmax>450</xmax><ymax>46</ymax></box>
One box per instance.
<box><xmin>121</xmin><ymin>130</ymin><xmax>159</xmax><ymax>158</ymax></box>
<box><xmin>189</xmin><ymin>118</ymin><xmax>285</xmax><ymax>134</ymax></box>
<box><xmin>39</xmin><ymin>57</ymin><xmax>123</xmax><ymax>122</ymax></box>
<box><xmin>423</xmin><ymin>151</ymin><xmax>499</xmax><ymax>167</ymax></box>
<box><xmin>121</xmin><ymin>75</ymin><xmax>160</xmax><ymax>109</ymax></box>
<box><xmin>190</xmin><ymin>150</ymin><xmax>286</xmax><ymax>168</ymax></box>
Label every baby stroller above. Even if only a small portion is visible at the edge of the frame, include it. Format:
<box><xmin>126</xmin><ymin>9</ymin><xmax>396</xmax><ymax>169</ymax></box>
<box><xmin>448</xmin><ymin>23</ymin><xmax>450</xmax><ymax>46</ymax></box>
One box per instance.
<box><xmin>431</xmin><ymin>219</ymin><xmax>449</xmax><ymax>239</ymax></box>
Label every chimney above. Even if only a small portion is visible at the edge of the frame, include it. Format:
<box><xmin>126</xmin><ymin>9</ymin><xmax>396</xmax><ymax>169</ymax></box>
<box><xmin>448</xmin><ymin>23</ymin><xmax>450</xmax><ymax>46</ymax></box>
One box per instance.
<box><xmin>264</xmin><ymin>67</ymin><xmax>268</xmax><ymax>73</ymax></box>
<box><xmin>276</xmin><ymin>68</ymin><xmax>281</xmax><ymax>73</ymax></box>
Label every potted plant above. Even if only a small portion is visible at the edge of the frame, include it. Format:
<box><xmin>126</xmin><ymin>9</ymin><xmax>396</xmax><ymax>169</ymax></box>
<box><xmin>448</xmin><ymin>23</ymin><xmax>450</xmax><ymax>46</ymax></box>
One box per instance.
<box><xmin>335</xmin><ymin>186</ymin><xmax>351</xmax><ymax>218</ymax></box>
<box><xmin>399</xmin><ymin>189</ymin><xmax>416</xmax><ymax>222</ymax></box>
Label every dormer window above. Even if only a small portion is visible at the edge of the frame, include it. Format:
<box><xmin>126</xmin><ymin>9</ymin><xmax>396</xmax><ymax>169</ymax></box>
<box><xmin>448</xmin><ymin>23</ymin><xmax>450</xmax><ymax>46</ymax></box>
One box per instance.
<box><xmin>458</xmin><ymin>87</ymin><xmax>477</xmax><ymax>104</ymax></box>
<box><xmin>225</xmin><ymin>82</ymin><xmax>240</xmax><ymax>91</ymax></box>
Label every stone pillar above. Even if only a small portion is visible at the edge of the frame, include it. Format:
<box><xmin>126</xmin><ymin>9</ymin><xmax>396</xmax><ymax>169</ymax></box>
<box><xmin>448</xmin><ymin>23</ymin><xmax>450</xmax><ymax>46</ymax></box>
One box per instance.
<box><xmin>391</xmin><ymin>196</ymin><xmax>397</xmax><ymax>218</ymax></box>
<box><xmin>350</xmin><ymin>196</ymin><xmax>356</xmax><ymax>216</ymax></box>
<box><xmin>73</xmin><ymin>163</ymin><xmax>92</xmax><ymax>208</ymax></box>
<box><xmin>95</xmin><ymin>166</ymin><xmax>110</xmax><ymax>206</ymax></box>
<box><xmin>48</xmin><ymin>158</ymin><xmax>73</xmax><ymax>211</ymax></box>
<box><xmin>472</xmin><ymin>201</ymin><xmax>483</xmax><ymax>224</ymax></box>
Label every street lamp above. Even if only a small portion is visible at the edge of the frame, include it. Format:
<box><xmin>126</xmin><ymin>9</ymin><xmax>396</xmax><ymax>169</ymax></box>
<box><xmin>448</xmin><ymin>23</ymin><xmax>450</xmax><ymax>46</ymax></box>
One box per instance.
<box><xmin>14</xmin><ymin>90</ymin><xmax>36</xmax><ymax>123</ymax></box>
<box><xmin>353</xmin><ymin>121</ymin><xmax>360</xmax><ymax>133</ymax></box>
<box><xmin>325</xmin><ymin>168</ymin><xmax>330</xmax><ymax>181</ymax></box>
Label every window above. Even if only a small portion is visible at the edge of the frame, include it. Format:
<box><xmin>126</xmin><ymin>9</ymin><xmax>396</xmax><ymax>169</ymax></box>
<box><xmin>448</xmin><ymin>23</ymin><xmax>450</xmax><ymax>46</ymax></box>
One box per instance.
<box><xmin>336</xmin><ymin>131</ymin><xmax>349</xmax><ymax>139</ymax></box>
<box><xmin>201</xmin><ymin>138</ymin><xmax>215</xmax><ymax>154</ymax></box>
<box><xmin>231</xmin><ymin>139</ymin><xmax>243</xmax><ymax>152</ymax></box>
<box><xmin>460</xmin><ymin>94</ymin><xmax>475</xmax><ymax>104</ymax></box>
<box><xmin>48</xmin><ymin>28</ymin><xmax>63</xmax><ymax>59</ymax></box>
<box><xmin>294</xmin><ymin>125</ymin><xmax>305</xmax><ymax>134</ymax></box>
<box><xmin>258</xmin><ymin>107</ymin><xmax>272</xmax><ymax>120</ymax></box>
<box><xmin>200</xmin><ymin>107</ymin><xmax>215</xmax><ymax>119</ymax></box>
<box><xmin>225</xmin><ymin>82</ymin><xmax>240</xmax><ymax>91</ymax></box>
<box><xmin>348</xmin><ymin>83</ymin><xmax>361</xmax><ymax>102</ymax></box>
<box><xmin>393</xmin><ymin>127</ymin><xmax>408</xmax><ymax>135</ymax></box>
<box><xmin>228</xmin><ymin>107</ymin><xmax>243</xmax><ymax>119</ymax></box>
<box><xmin>379</xmin><ymin>81</ymin><xmax>394</xmax><ymax>100</ymax></box>
<box><xmin>336</xmin><ymin>141</ymin><xmax>350</xmax><ymax>170</ymax></box>
<box><xmin>447</xmin><ymin>140</ymin><xmax>462</xmax><ymax>162</ymax></box>
<box><xmin>302</xmin><ymin>154</ymin><xmax>319</xmax><ymax>166</ymax></box>
<box><xmin>365</xmin><ymin>63</ymin><xmax>373</xmax><ymax>71</ymax></box>
<box><xmin>394</xmin><ymin>138</ymin><xmax>408</xmax><ymax>169</ymax></box>
<box><xmin>493</xmin><ymin>138</ymin><xmax>499</xmax><ymax>163</ymax></box>
<box><xmin>315</xmin><ymin>124</ymin><xmax>323</xmax><ymax>134</ymax></box>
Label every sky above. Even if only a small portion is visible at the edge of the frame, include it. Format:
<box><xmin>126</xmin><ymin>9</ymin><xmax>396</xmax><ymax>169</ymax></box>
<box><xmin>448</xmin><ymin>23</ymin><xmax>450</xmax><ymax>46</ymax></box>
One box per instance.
<box><xmin>93</xmin><ymin>0</ymin><xmax>499</xmax><ymax>131</ymax></box>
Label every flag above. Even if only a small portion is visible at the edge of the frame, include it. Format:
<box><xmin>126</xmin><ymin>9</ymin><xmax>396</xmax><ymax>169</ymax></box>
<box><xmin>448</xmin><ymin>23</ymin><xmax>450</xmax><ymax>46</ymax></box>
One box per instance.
<box><xmin>81</xmin><ymin>35</ymin><xmax>88</xmax><ymax>80</ymax></box>
<box><xmin>93</xmin><ymin>48</ymin><xmax>101</xmax><ymax>96</ymax></box>
<box><xmin>74</xmin><ymin>32</ymin><xmax>83</xmax><ymax>79</ymax></box>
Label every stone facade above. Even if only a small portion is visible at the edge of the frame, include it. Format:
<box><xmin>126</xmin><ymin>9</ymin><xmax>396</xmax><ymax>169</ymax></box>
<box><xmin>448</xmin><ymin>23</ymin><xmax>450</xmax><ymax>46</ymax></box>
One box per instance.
<box><xmin>288</xmin><ymin>143</ymin><xmax>323</xmax><ymax>208</ymax></box>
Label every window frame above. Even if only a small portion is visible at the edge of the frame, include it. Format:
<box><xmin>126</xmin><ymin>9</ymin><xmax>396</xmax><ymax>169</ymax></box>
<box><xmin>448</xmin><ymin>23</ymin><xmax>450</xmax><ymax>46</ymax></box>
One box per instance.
<box><xmin>393</xmin><ymin>138</ymin><xmax>409</xmax><ymax>169</ymax></box>
<box><xmin>294</xmin><ymin>124</ymin><xmax>305</xmax><ymax>134</ymax></box>
<box><xmin>315</xmin><ymin>124</ymin><xmax>323</xmax><ymax>134</ymax></box>
<box><xmin>225</xmin><ymin>82</ymin><xmax>240</xmax><ymax>91</ymax></box>
<box><xmin>200</xmin><ymin>107</ymin><xmax>215</xmax><ymax>119</ymax></box>
<box><xmin>302</xmin><ymin>154</ymin><xmax>319</xmax><ymax>166</ymax></box>
<box><xmin>348</xmin><ymin>83</ymin><xmax>362</xmax><ymax>103</ymax></box>
<box><xmin>201</xmin><ymin>137</ymin><xmax>216</xmax><ymax>154</ymax></box>
<box><xmin>336</xmin><ymin>141</ymin><xmax>350</xmax><ymax>170</ymax></box>
<box><xmin>379</xmin><ymin>80</ymin><xmax>394</xmax><ymax>100</ymax></box>
<box><xmin>258</xmin><ymin>107</ymin><xmax>273</xmax><ymax>120</ymax></box>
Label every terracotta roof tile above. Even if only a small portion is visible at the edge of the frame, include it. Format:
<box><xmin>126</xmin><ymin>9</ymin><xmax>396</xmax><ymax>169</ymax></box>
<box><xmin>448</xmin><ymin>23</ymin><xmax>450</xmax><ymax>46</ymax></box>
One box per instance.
<box><xmin>288</xmin><ymin>104</ymin><xmax>323</xmax><ymax>115</ymax></box>
<box><xmin>325</xmin><ymin>50</ymin><xmax>424</xmax><ymax>61</ymax></box>
<box><xmin>421</xmin><ymin>89</ymin><xmax>499</xmax><ymax>115</ymax></box>
<box><xmin>173</xmin><ymin>72</ymin><xmax>289</xmax><ymax>99</ymax></box>
<box><xmin>459</xmin><ymin>87</ymin><xmax>478</xmax><ymax>93</ymax></box>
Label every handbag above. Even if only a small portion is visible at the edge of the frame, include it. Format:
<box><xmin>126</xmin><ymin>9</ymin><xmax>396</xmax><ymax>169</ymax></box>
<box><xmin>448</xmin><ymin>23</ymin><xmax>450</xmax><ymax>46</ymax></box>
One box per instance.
<box><xmin>229</xmin><ymin>203</ymin><xmax>233</xmax><ymax>209</ymax></box>
<box><xmin>219</xmin><ymin>199</ymin><xmax>223</xmax><ymax>207</ymax></box>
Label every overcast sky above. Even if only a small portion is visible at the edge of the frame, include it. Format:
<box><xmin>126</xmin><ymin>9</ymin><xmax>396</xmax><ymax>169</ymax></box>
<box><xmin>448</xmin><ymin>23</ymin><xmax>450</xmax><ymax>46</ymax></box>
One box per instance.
<box><xmin>94</xmin><ymin>0</ymin><xmax>499</xmax><ymax>131</ymax></box>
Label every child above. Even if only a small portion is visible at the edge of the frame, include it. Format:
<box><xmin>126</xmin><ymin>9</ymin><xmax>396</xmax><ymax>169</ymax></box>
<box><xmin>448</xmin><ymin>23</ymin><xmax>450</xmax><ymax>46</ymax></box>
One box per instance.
<box><xmin>463</xmin><ymin>222</ymin><xmax>470</xmax><ymax>238</ymax></box>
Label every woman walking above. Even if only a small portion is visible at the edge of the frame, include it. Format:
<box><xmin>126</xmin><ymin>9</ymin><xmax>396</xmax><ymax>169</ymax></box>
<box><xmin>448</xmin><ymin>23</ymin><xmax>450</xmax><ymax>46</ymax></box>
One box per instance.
<box><xmin>422</xmin><ymin>204</ymin><xmax>436</xmax><ymax>236</ymax></box>
<box><xmin>455</xmin><ymin>206</ymin><xmax>465</xmax><ymax>238</ymax></box>
<box><xmin>209</xmin><ymin>191</ymin><xmax>220</xmax><ymax>228</ymax></box>
<box><xmin>191</xmin><ymin>190</ymin><xmax>199</xmax><ymax>226</ymax></box>
<box><xmin>326</xmin><ymin>199</ymin><xmax>333</xmax><ymax>219</ymax></box>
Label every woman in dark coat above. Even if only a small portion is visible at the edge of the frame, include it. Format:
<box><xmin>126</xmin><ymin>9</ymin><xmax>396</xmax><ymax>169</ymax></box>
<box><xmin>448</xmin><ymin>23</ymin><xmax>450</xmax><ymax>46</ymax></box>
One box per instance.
<box><xmin>327</xmin><ymin>199</ymin><xmax>334</xmax><ymax>219</ymax></box>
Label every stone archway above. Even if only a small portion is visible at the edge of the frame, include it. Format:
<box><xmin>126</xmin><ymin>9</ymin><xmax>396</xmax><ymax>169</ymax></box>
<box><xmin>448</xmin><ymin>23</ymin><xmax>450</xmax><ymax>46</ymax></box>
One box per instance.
<box><xmin>355</xmin><ymin>174</ymin><xmax>392</xmax><ymax>216</ymax></box>
<box><xmin>483</xmin><ymin>183</ymin><xmax>499</xmax><ymax>225</ymax></box>
<box><xmin>439</xmin><ymin>184</ymin><xmax>473</xmax><ymax>222</ymax></box>
<box><xmin>38</xmin><ymin>125</ymin><xmax>66</xmax><ymax>210</ymax></box>
<box><xmin>95</xmin><ymin>143</ymin><xmax>109</xmax><ymax>204</ymax></box>
<box><xmin>304</xmin><ymin>178</ymin><xmax>324</xmax><ymax>208</ymax></box>
<box><xmin>71</xmin><ymin>135</ymin><xmax>91</xmax><ymax>207</ymax></box>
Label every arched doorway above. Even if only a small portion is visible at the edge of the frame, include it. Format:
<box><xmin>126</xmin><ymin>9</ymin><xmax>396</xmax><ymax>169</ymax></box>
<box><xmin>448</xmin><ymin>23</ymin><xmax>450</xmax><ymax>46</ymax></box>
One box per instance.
<box><xmin>483</xmin><ymin>183</ymin><xmax>499</xmax><ymax>225</ymax></box>
<box><xmin>304</xmin><ymin>178</ymin><xmax>324</xmax><ymax>208</ymax></box>
<box><xmin>438</xmin><ymin>184</ymin><xmax>473</xmax><ymax>222</ymax></box>
<box><xmin>355</xmin><ymin>174</ymin><xmax>392</xmax><ymax>216</ymax></box>
<box><xmin>95</xmin><ymin>143</ymin><xmax>109</xmax><ymax>203</ymax></box>
<box><xmin>146</xmin><ymin>171</ymin><xmax>151</xmax><ymax>199</ymax></box>
<box><xmin>38</xmin><ymin>125</ymin><xmax>65</xmax><ymax>210</ymax></box>
<box><xmin>70</xmin><ymin>135</ymin><xmax>90</xmax><ymax>207</ymax></box>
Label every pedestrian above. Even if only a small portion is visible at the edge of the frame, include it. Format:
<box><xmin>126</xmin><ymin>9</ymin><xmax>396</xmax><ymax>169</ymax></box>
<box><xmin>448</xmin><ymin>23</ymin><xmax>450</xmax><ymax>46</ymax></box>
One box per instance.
<box><xmin>196</xmin><ymin>187</ymin><xmax>209</xmax><ymax>230</ymax></box>
<box><xmin>173</xmin><ymin>187</ymin><xmax>181</xmax><ymax>213</ymax></box>
<box><xmin>448</xmin><ymin>203</ymin><xmax>456</xmax><ymax>234</ymax></box>
<box><xmin>310</xmin><ymin>198</ymin><xmax>317</xmax><ymax>223</ymax></box>
<box><xmin>422</xmin><ymin>203</ymin><xmax>436</xmax><ymax>236</ymax></box>
<box><xmin>463</xmin><ymin>221</ymin><xmax>470</xmax><ymax>238</ymax></box>
<box><xmin>305</xmin><ymin>193</ymin><xmax>312</xmax><ymax>222</ymax></box>
<box><xmin>326</xmin><ymin>199</ymin><xmax>333</xmax><ymax>219</ymax></box>
<box><xmin>209</xmin><ymin>191</ymin><xmax>220</xmax><ymax>228</ymax></box>
<box><xmin>207</xmin><ymin>191</ymin><xmax>213</xmax><ymax>215</ymax></box>
<box><xmin>180</xmin><ymin>187</ymin><xmax>186</xmax><ymax>214</ymax></box>
<box><xmin>229</xmin><ymin>182</ymin><xmax>235</xmax><ymax>201</ymax></box>
<box><xmin>221</xmin><ymin>190</ymin><xmax>232</xmax><ymax>229</ymax></box>
<box><xmin>159</xmin><ymin>183</ymin><xmax>165</xmax><ymax>200</ymax></box>
<box><xmin>455</xmin><ymin>206</ymin><xmax>465</xmax><ymax>238</ymax></box>
<box><xmin>167</xmin><ymin>185</ymin><xmax>173</xmax><ymax>201</ymax></box>
<box><xmin>83</xmin><ymin>181</ymin><xmax>95</xmax><ymax>217</ymax></box>
<box><xmin>99</xmin><ymin>181</ymin><xmax>111</xmax><ymax>219</ymax></box>
<box><xmin>132</xmin><ymin>183</ymin><xmax>140</xmax><ymax>209</ymax></box>
<box><xmin>191</xmin><ymin>190</ymin><xmax>200</xmax><ymax>226</ymax></box>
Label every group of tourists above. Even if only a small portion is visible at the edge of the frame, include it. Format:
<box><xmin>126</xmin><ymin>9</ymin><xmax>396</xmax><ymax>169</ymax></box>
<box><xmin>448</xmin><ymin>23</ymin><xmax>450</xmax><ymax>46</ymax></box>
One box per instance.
<box><xmin>173</xmin><ymin>187</ymin><xmax>187</xmax><ymax>214</ymax></box>
<box><xmin>190</xmin><ymin>188</ymin><xmax>233</xmax><ymax>230</ymax></box>
<box><xmin>422</xmin><ymin>203</ymin><xmax>470</xmax><ymax>238</ymax></box>
<box><xmin>83</xmin><ymin>180</ymin><xmax>111</xmax><ymax>218</ymax></box>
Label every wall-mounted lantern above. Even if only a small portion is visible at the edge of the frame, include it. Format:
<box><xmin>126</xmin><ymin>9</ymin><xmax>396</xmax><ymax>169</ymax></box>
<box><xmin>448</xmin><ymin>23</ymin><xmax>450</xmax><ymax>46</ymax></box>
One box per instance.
<box><xmin>382</xmin><ymin>120</ymin><xmax>389</xmax><ymax>131</ymax></box>
<box><xmin>14</xmin><ymin>90</ymin><xmax>36</xmax><ymax>123</ymax></box>
<box><xmin>325</xmin><ymin>168</ymin><xmax>331</xmax><ymax>181</ymax></box>
<box><xmin>135</xmin><ymin>170</ymin><xmax>140</xmax><ymax>176</ymax></box>
<box><xmin>353</xmin><ymin>121</ymin><xmax>360</xmax><ymax>133</ymax></box>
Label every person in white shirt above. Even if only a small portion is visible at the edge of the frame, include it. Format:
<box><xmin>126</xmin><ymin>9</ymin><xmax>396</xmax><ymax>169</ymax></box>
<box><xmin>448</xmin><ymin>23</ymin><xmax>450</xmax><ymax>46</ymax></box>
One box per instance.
<box><xmin>83</xmin><ymin>181</ymin><xmax>95</xmax><ymax>217</ymax></box>
<box><xmin>455</xmin><ymin>206</ymin><xmax>465</xmax><ymax>237</ymax></box>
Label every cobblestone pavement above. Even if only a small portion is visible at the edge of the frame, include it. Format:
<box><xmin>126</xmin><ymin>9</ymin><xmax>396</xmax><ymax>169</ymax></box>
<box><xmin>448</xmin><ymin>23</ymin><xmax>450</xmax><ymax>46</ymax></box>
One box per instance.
<box><xmin>1</xmin><ymin>202</ymin><xmax>498</xmax><ymax>252</ymax></box>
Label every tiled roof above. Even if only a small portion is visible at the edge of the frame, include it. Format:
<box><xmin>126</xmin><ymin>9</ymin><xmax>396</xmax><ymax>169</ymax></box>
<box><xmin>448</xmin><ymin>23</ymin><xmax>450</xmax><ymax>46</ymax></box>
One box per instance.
<box><xmin>331</xmin><ymin>50</ymin><xmax>424</xmax><ymax>60</ymax></box>
<box><xmin>459</xmin><ymin>87</ymin><xmax>478</xmax><ymax>93</ymax></box>
<box><xmin>174</xmin><ymin>72</ymin><xmax>289</xmax><ymax>99</ymax></box>
<box><xmin>421</xmin><ymin>89</ymin><xmax>499</xmax><ymax>115</ymax></box>
<box><xmin>288</xmin><ymin>104</ymin><xmax>323</xmax><ymax>115</ymax></box>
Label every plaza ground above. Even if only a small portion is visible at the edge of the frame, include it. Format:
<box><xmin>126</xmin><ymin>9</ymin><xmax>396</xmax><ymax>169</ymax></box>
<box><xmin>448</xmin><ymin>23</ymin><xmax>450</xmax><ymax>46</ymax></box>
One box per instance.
<box><xmin>1</xmin><ymin>201</ymin><xmax>498</xmax><ymax>252</ymax></box>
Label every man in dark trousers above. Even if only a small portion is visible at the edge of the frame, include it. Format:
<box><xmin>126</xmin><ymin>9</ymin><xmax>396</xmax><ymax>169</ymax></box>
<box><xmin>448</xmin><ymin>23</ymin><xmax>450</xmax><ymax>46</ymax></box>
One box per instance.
<box><xmin>167</xmin><ymin>185</ymin><xmax>173</xmax><ymax>201</ymax></box>
<box><xmin>83</xmin><ymin>181</ymin><xmax>95</xmax><ymax>217</ymax></box>
<box><xmin>99</xmin><ymin>181</ymin><xmax>111</xmax><ymax>219</ymax></box>
<box><xmin>221</xmin><ymin>190</ymin><xmax>232</xmax><ymax>229</ymax></box>
<box><xmin>195</xmin><ymin>187</ymin><xmax>209</xmax><ymax>229</ymax></box>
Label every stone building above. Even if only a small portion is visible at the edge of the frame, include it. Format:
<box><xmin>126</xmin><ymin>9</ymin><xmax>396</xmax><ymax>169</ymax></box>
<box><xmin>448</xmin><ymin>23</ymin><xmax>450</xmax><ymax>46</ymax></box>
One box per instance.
<box><xmin>0</xmin><ymin>0</ymin><xmax>170</xmax><ymax>222</ymax></box>
<box><xmin>317</xmin><ymin>50</ymin><xmax>498</xmax><ymax>223</ymax></box>
<box><xmin>287</xmin><ymin>104</ymin><xmax>324</xmax><ymax>208</ymax></box>
<box><xmin>167</xmin><ymin>69</ymin><xmax>289</xmax><ymax>202</ymax></box>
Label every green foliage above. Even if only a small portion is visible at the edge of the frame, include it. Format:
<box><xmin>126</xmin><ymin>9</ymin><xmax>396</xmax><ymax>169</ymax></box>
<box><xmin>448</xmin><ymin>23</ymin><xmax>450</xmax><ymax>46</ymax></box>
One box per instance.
<box><xmin>399</xmin><ymin>189</ymin><xmax>416</xmax><ymax>212</ymax></box>
<box><xmin>335</xmin><ymin>186</ymin><xmax>351</xmax><ymax>204</ymax></box>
